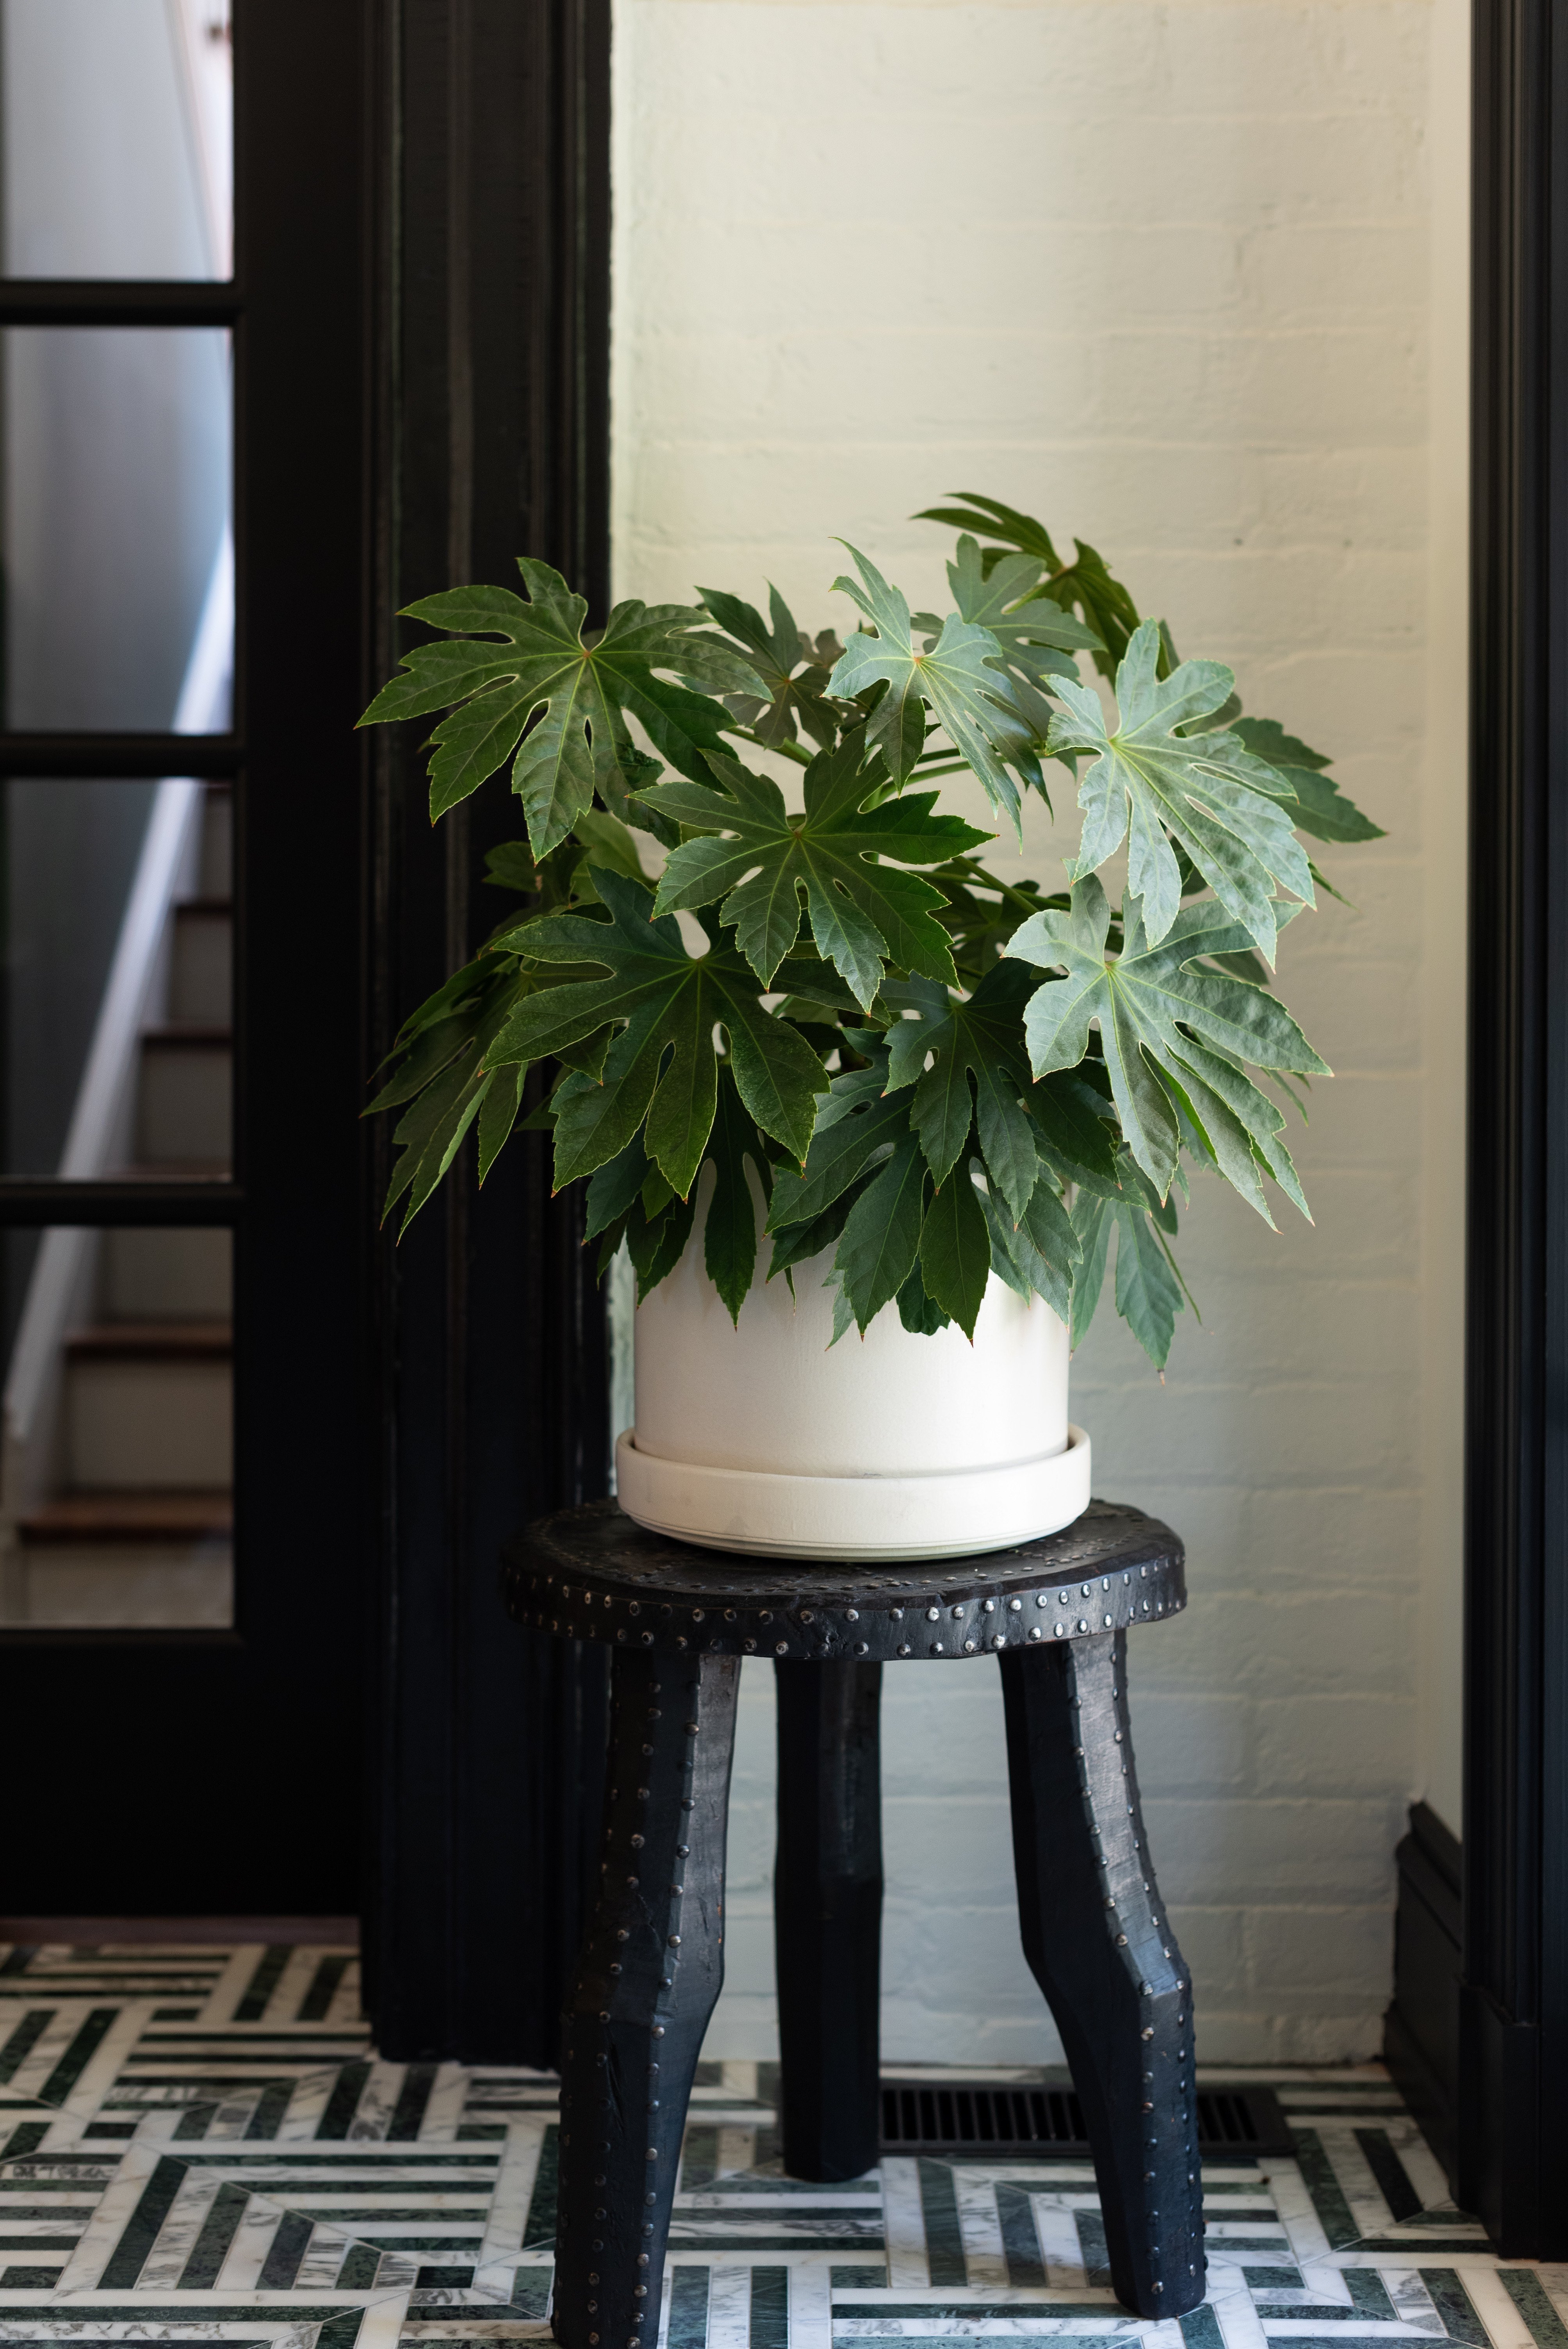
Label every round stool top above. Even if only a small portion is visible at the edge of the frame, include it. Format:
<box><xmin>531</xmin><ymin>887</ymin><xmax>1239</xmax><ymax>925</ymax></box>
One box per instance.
<box><xmin>503</xmin><ymin>1498</ymin><xmax>1185</xmax><ymax>1662</ymax></box>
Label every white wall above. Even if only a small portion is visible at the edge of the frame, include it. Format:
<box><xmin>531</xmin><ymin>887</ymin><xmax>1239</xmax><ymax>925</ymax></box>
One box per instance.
<box><xmin>611</xmin><ymin>0</ymin><xmax>1468</xmax><ymax>2061</ymax></box>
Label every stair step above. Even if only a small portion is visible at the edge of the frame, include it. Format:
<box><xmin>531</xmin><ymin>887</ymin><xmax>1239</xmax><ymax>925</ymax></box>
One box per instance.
<box><xmin>65</xmin><ymin>1321</ymin><xmax>231</xmax><ymax>1363</ymax></box>
<box><xmin>18</xmin><ymin>1491</ymin><xmax>232</xmax><ymax>1544</ymax></box>
<box><xmin>142</xmin><ymin>1024</ymin><xmax>231</xmax><ymax>1048</ymax></box>
<box><xmin>103</xmin><ymin>1228</ymin><xmax>232</xmax><ymax>1320</ymax></box>
<box><xmin>137</xmin><ymin>1026</ymin><xmax>231</xmax><ymax>1166</ymax></box>
<box><xmin>66</xmin><ymin>1349</ymin><xmax>232</xmax><ymax>1489</ymax></box>
<box><xmin>170</xmin><ymin>903</ymin><xmax>232</xmax><ymax>1024</ymax></box>
<box><xmin>16</xmin><ymin>1548</ymin><xmax>233</xmax><ymax>1627</ymax></box>
<box><xmin>198</xmin><ymin>784</ymin><xmax>232</xmax><ymax>900</ymax></box>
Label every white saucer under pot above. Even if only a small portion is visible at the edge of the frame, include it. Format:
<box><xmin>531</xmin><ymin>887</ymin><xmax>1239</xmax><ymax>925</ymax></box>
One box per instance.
<box><xmin>615</xmin><ymin>1189</ymin><xmax>1090</xmax><ymax>1562</ymax></box>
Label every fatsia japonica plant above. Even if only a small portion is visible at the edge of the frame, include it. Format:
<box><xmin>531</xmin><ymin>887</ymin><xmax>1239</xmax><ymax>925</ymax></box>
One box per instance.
<box><xmin>360</xmin><ymin>492</ymin><xmax>1381</xmax><ymax>1370</ymax></box>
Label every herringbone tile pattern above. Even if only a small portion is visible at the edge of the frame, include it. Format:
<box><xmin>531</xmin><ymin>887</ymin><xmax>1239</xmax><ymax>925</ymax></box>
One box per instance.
<box><xmin>2</xmin><ymin>1942</ymin><xmax>1561</xmax><ymax>2349</ymax></box>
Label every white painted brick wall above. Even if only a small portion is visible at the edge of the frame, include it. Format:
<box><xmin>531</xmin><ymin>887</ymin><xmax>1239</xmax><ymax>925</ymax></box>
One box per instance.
<box><xmin>610</xmin><ymin>0</ymin><xmax>1467</xmax><ymax>2061</ymax></box>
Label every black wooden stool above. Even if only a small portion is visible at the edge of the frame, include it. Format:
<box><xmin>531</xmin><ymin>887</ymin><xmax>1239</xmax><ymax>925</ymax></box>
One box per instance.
<box><xmin>502</xmin><ymin>1497</ymin><xmax>1204</xmax><ymax>2346</ymax></box>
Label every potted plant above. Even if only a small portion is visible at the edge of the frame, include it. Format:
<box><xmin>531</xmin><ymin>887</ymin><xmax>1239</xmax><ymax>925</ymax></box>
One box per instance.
<box><xmin>362</xmin><ymin>493</ymin><xmax>1379</xmax><ymax>1559</ymax></box>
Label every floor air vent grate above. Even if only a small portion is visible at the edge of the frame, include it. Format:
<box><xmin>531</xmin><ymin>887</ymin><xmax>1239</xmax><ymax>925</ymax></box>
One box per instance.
<box><xmin>880</xmin><ymin>2080</ymin><xmax>1295</xmax><ymax>2160</ymax></box>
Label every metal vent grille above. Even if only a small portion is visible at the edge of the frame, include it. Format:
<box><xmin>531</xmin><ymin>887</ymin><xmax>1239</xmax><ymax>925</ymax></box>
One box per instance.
<box><xmin>880</xmin><ymin>2080</ymin><xmax>1294</xmax><ymax>2160</ymax></box>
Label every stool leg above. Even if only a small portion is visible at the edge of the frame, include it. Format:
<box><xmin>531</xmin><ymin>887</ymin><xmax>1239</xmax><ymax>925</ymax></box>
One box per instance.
<box><xmin>999</xmin><ymin>1633</ymin><xmax>1205</xmax><ymax>2319</ymax></box>
<box><xmin>553</xmin><ymin>1648</ymin><xmax>739</xmax><ymax>2349</ymax></box>
<box><xmin>774</xmin><ymin>1659</ymin><xmax>884</xmax><ymax>2181</ymax></box>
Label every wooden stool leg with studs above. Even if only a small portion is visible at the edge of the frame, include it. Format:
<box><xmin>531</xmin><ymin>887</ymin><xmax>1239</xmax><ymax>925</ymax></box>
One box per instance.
<box><xmin>774</xmin><ymin>1658</ymin><xmax>884</xmax><ymax>2182</ymax></box>
<box><xmin>511</xmin><ymin>1496</ymin><xmax>1198</xmax><ymax>2331</ymax></box>
<box><xmin>1000</xmin><ymin>1631</ymin><xmax>1206</xmax><ymax>2317</ymax></box>
<box><xmin>552</xmin><ymin>1648</ymin><xmax>739</xmax><ymax>2349</ymax></box>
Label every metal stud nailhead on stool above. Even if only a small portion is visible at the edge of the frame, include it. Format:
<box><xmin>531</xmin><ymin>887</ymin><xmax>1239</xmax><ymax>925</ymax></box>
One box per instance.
<box><xmin>503</xmin><ymin>1496</ymin><xmax>1205</xmax><ymax>2343</ymax></box>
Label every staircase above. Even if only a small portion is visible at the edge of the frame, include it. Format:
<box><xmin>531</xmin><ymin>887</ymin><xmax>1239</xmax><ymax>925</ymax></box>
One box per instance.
<box><xmin>1</xmin><ymin>784</ymin><xmax>233</xmax><ymax>1626</ymax></box>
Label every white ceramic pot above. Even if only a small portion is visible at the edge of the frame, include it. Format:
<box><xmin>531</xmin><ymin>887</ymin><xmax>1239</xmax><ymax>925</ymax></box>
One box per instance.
<box><xmin>615</xmin><ymin>1195</ymin><xmax>1090</xmax><ymax>1561</ymax></box>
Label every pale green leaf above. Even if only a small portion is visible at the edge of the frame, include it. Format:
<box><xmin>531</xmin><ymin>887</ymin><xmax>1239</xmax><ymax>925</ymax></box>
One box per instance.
<box><xmin>1047</xmin><ymin>619</ymin><xmax>1317</xmax><ymax>961</ymax></box>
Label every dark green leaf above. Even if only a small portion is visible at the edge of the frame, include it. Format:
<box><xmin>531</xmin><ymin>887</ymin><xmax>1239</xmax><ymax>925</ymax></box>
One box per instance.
<box><xmin>585</xmin><ymin>1132</ymin><xmax>651</xmax><ymax>1239</ymax></box>
<box><xmin>1230</xmin><ymin>716</ymin><xmax>1385</xmax><ymax>845</ymax></box>
<box><xmin>697</xmin><ymin>583</ymin><xmax>844</xmax><ymax>751</ymax></box>
<box><xmin>701</xmin><ymin>1068</ymin><xmax>775</xmax><ymax>1323</ymax></box>
<box><xmin>1033</xmin><ymin>1068</ymin><xmax>1119</xmax><ymax>1182</ymax></box>
<box><xmin>830</xmin><ymin>1130</ymin><xmax>928</xmax><ymax>1335</ymax></box>
<box><xmin>484</xmin><ymin>841</ymin><xmax>541</xmax><ymax>893</ymax></box>
<box><xmin>918</xmin><ymin>1165</ymin><xmax>992</xmax><ymax>1340</ymax></box>
<box><xmin>640</xmin><ymin>732</ymin><xmax>986</xmax><ymax>1008</ymax></box>
<box><xmin>883</xmin><ymin>961</ymin><xmax>1039</xmax><ymax>1214</ymax></box>
<box><xmin>477</xmin><ymin>1062</ymin><xmax>525</xmax><ymax>1180</ymax></box>
<box><xmin>895</xmin><ymin>1255</ymin><xmax>951</xmax><ymax>1334</ymax></box>
<box><xmin>764</xmin><ymin>1060</ymin><xmax>908</xmax><ymax>1231</ymax></box>
<box><xmin>627</xmin><ymin>1190</ymin><xmax>697</xmax><ymax>1297</ymax></box>
<box><xmin>359</xmin><ymin>560</ymin><xmax>763</xmax><ymax>853</ymax></box>
<box><xmin>385</xmin><ymin>1052</ymin><xmax>492</xmax><ymax>1233</ymax></box>
<box><xmin>486</xmin><ymin>870</ymin><xmax>830</xmax><ymax>1189</ymax></box>
<box><xmin>1069</xmin><ymin>1192</ymin><xmax>1115</xmax><ymax>1348</ymax></box>
<box><xmin>1112</xmin><ymin>1206</ymin><xmax>1185</xmax><ymax>1370</ymax></box>
<box><xmin>365</xmin><ymin>1012</ymin><xmax>476</xmax><ymax>1115</ymax></box>
<box><xmin>980</xmin><ymin>1180</ymin><xmax>1078</xmax><ymax>1322</ymax></box>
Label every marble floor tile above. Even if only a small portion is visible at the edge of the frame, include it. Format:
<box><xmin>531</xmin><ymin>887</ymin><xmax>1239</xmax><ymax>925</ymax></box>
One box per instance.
<box><xmin>0</xmin><ymin>1940</ymin><xmax>1563</xmax><ymax>2349</ymax></box>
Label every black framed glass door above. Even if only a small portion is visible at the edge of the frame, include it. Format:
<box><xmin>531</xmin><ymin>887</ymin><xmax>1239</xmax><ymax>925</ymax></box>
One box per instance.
<box><xmin>0</xmin><ymin>0</ymin><xmax>370</xmax><ymax>1915</ymax></box>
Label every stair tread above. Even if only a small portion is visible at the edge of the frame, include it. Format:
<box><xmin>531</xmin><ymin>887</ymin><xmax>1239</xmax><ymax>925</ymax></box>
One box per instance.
<box><xmin>141</xmin><ymin>1023</ymin><xmax>232</xmax><ymax>1048</ymax></box>
<box><xmin>19</xmin><ymin>1490</ymin><xmax>232</xmax><ymax>1544</ymax></box>
<box><xmin>108</xmin><ymin>1160</ymin><xmax>233</xmax><ymax>1180</ymax></box>
<box><xmin>66</xmin><ymin>1321</ymin><xmax>232</xmax><ymax>1361</ymax></box>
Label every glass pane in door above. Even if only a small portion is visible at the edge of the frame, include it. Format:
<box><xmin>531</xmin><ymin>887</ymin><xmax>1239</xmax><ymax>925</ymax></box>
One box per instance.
<box><xmin>4</xmin><ymin>327</ymin><xmax>233</xmax><ymax>729</ymax></box>
<box><xmin>0</xmin><ymin>779</ymin><xmax>233</xmax><ymax>1180</ymax></box>
<box><xmin>2</xmin><ymin>0</ymin><xmax>232</xmax><ymax>278</ymax></box>
<box><xmin>0</xmin><ymin>1224</ymin><xmax>233</xmax><ymax>1628</ymax></box>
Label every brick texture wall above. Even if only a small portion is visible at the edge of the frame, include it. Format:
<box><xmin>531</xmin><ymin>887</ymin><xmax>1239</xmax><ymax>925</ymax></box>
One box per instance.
<box><xmin>609</xmin><ymin>0</ymin><xmax>1466</xmax><ymax>2062</ymax></box>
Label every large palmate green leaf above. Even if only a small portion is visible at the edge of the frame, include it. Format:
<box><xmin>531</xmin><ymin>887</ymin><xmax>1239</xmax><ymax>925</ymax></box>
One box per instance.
<box><xmin>485</xmin><ymin>870</ymin><xmax>829</xmax><ymax>1194</ymax></box>
<box><xmin>636</xmin><ymin>733</ymin><xmax>989</xmax><ymax>1009</ymax></box>
<box><xmin>829</xmin><ymin>1129</ymin><xmax>930</xmax><ymax>1337</ymax></box>
<box><xmin>372</xmin><ymin>963</ymin><xmax>539</xmax><ymax>1234</ymax></box>
<box><xmin>946</xmin><ymin>536</ymin><xmax>1100</xmax><ymax>686</ymax></box>
<box><xmin>915</xmin><ymin>493</ymin><xmax>1142</xmax><ymax>677</ymax></box>
<box><xmin>764</xmin><ymin>1059</ymin><xmax>909</xmax><ymax>1237</ymax></box>
<box><xmin>981</xmin><ymin>1170</ymin><xmax>1080</xmax><ymax>1325</ymax></box>
<box><xmin>586</xmin><ymin>1065</ymin><xmax>777</xmax><ymax>1321</ymax></box>
<box><xmin>882</xmin><ymin>961</ymin><xmax>1040</xmax><ymax>1216</ymax></box>
<box><xmin>1006</xmin><ymin>873</ymin><xmax>1327</xmax><ymax>1216</ymax></box>
<box><xmin>917</xmin><ymin>1162</ymin><xmax>992</xmax><ymax>1339</ymax></box>
<box><xmin>1229</xmin><ymin>717</ymin><xmax>1384</xmax><ymax>846</ymax></box>
<box><xmin>1070</xmin><ymin>1190</ymin><xmax>1186</xmax><ymax>1369</ymax></box>
<box><xmin>699</xmin><ymin>1067</ymin><xmax>776</xmax><ymax>1320</ymax></box>
<box><xmin>696</xmin><ymin>583</ymin><xmax>845</xmax><ymax>752</ymax></box>
<box><xmin>826</xmin><ymin>546</ymin><xmax>1041</xmax><ymax>829</ymax></box>
<box><xmin>1048</xmin><ymin>621</ymin><xmax>1317</xmax><ymax>962</ymax></box>
<box><xmin>358</xmin><ymin>559</ymin><xmax>765</xmax><ymax>855</ymax></box>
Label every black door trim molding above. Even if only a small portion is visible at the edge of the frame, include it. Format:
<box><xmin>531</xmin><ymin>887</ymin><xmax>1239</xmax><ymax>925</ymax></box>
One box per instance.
<box><xmin>1461</xmin><ymin>0</ymin><xmax>1568</xmax><ymax>2254</ymax></box>
<box><xmin>1385</xmin><ymin>1803</ymin><xmax>1463</xmax><ymax>2189</ymax></box>
<box><xmin>361</xmin><ymin>0</ymin><xmax>613</xmax><ymax>2063</ymax></box>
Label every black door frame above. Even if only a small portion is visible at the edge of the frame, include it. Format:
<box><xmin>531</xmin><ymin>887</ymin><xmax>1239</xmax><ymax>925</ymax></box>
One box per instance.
<box><xmin>359</xmin><ymin>0</ymin><xmax>615</xmax><ymax>2063</ymax></box>
<box><xmin>0</xmin><ymin>0</ymin><xmax>371</xmax><ymax>1916</ymax></box>
<box><xmin>1460</xmin><ymin>0</ymin><xmax>1568</xmax><ymax>2256</ymax></box>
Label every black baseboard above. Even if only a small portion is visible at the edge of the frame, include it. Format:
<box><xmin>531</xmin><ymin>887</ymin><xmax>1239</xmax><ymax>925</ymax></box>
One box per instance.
<box><xmin>1384</xmin><ymin>1801</ymin><xmax>1462</xmax><ymax>2193</ymax></box>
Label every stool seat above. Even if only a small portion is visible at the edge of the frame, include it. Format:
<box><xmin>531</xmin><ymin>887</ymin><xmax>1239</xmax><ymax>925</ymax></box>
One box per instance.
<box><xmin>504</xmin><ymin>1498</ymin><xmax>1205</xmax><ymax>2345</ymax></box>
